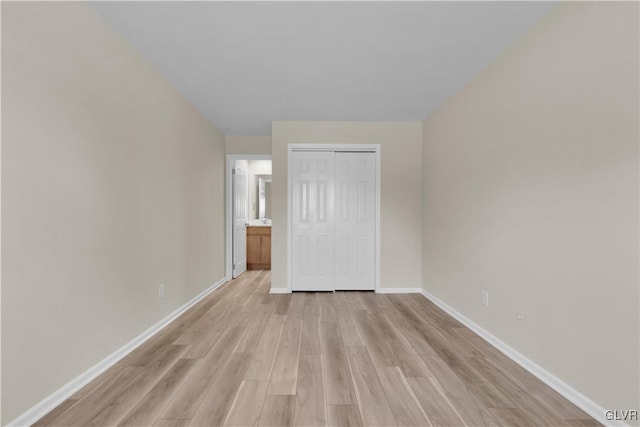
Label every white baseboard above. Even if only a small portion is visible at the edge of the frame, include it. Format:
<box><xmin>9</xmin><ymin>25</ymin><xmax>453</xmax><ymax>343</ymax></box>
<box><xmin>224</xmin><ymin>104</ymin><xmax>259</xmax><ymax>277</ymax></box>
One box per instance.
<box><xmin>269</xmin><ymin>287</ymin><xmax>422</xmax><ymax>294</ymax></box>
<box><xmin>377</xmin><ymin>287</ymin><xmax>422</xmax><ymax>294</ymax></box>
<box><xmin>420</xmin><ymin>289</ymin><xmax>627</xmax><ymax>427</ymax></box>
<box><xmin>7</xmin><ymin>277</ymin><xmax>227</xmax><ymax>427</ymax></box>
<box><xmin>269</xmin><ymin>288</ymin><xmax>291</xmax><ymax>294</ymax></box>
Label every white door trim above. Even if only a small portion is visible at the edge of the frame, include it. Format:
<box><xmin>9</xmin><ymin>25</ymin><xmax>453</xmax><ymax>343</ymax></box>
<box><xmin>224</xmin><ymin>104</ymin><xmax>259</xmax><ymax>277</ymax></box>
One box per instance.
<box><xmin>287</xmin><ymin>143</ymin><xmax>381</xmax><ymax>293</ymax></box>
<box><xmin>225</xmin><ymin>154</ymin><xmax>272</xmax><ymax>281</ymax></box>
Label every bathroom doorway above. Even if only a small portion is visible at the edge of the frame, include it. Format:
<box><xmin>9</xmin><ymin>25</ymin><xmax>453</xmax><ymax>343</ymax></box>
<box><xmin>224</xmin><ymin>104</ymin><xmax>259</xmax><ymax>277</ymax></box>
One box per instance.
<box><xmin>225</xmin><ymin>154</ymin><xmax>272</xmax><ymax>280</ymax></box>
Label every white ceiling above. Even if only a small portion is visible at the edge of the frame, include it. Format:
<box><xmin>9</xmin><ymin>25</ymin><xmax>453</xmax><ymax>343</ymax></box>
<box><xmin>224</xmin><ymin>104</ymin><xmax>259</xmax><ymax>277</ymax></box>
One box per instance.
<box><xmin>91</xmin><ymin>1</ymin><xmax>554</xmax><ymax>135</ymax></box>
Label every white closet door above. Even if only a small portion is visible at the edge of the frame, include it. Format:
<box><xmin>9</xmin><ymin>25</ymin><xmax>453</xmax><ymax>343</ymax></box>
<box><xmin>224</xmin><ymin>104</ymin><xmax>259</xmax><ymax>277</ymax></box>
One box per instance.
<box><xmin>232</xmin><ymin>164</ymin><xmax>248</xmax><ymax>278</ymax></box>
<box><xmin>291</xmin><ymin>152</ymin><xmax>335</xmax><ymax>291</ymax></box>
<box><xmin>334</xmin><ymin>152</ymin><xmax>376</xmax><ymax>290</ymax></box>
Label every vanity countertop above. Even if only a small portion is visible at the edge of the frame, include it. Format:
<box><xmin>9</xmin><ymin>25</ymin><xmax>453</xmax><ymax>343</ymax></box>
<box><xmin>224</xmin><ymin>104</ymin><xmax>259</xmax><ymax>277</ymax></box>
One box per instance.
<box><xmin>247</xmin><ymin>220</ymin><xmax>271</xmax><ymax>227</ymax></box>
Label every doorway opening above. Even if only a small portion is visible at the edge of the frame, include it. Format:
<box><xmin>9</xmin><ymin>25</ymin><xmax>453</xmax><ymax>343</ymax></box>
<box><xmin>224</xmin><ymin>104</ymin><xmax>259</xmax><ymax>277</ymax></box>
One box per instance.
<box><xmin>225</xmin><ymin>154</ymin><xmax>272</xmax><ymax>281</ymax></box>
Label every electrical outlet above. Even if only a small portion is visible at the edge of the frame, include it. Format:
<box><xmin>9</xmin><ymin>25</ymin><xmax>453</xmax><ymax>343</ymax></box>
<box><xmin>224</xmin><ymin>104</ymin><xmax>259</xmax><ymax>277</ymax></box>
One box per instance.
<box><xmin>159</xmin><ymin>283</ymin><xmax>165</xmax><ymax>300</ymax></box>
<box><xmin>482</xmin><ymin>291</ymin><xmax>489</xmax><ymax>308</ymax></box>
<box><xmin>516</xmin><ymin>312</ymin><xmax>524</xmax><ymax>321</ymax></box>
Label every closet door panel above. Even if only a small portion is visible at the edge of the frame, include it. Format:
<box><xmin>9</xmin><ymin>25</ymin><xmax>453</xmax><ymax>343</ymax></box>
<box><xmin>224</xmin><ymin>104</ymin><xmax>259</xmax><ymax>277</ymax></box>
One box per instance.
<box><xmin>334</xmin><ymin>153</ymin><xmax>376</xmax><ymax>290</ymax></box>
<box><xmin>291</xmin><ymin>152</ymin><xmax>335</xmax><ymax>291</ymax></box>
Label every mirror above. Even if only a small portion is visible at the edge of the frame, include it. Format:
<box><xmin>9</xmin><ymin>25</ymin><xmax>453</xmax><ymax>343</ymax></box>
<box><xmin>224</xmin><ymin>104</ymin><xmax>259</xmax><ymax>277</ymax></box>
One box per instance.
<box><xmin>243</xmin><ymin>159</ymin><xmax>271</xmax><ymax>224</ymax></box>
<box><xmin>258</xmin><ymin>176</ymin><xmax>272</xmax><ymax>220</ymax></box>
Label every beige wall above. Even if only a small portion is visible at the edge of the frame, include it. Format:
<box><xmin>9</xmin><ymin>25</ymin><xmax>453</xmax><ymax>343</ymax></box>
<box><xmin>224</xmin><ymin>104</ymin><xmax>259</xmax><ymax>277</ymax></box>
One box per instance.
<box><xmin>225</xmin><ymin>135</ymin><xmax>271</xmax><ymax>155</ymax></box>
<box><xmin>422</xmin><ymin>1</ymin><xmax>639</xmax><ymax>414</ymax></box>
<box><xmin>271</xmin><ymin>121</ymin><xmax>422</xmax><ymax>291</ymax></box>
<box><xmin>1</xmin><ymin>2</ymin><xmax>226</xmax><ymax>423</ymax></box>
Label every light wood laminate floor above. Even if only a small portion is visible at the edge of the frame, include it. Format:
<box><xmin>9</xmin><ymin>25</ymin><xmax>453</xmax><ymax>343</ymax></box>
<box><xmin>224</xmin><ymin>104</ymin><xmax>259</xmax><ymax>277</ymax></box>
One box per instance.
<box><xmin>35</xmin><ymin>271</ymin><xmax>600</xmax><ymax>427</ymax></box>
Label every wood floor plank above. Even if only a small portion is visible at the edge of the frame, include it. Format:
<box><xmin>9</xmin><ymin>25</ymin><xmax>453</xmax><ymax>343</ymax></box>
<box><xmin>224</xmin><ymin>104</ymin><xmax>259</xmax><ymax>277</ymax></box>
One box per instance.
<box><xmin>488</xmin><ymin>408</ymin><xmax>535</xmax><ymax>427</ymax></box>
<box><xmin>134</xmin><ymin>296</ymin><xmax>221</xmax><ymax>361</ymax></box>
<box><xmin>415</xmin><ymin>352</ymin><xmax>491</xmax><ymax>427</ymax></box>
<box><xmin>407</xmin><ymin>376</ymin><xmax>465</xmax><ymax>427</ymax></box>
<box><xmin>52</xmin><ymin>367</ymin><xmax>144</xmax><ymax>426</ymax></box>
<box><xmin>293</xmin><ymin>355</ymin><xmax>326</xmax><ymax>427</ymax></box>
<box><xmin>481</xmin><ymin>353</ymin><xmax>591</xmax><ymax>421</ymax></box>
<box><xmin>259</xmin><ymin>395</ymin><xmax>295</xmax><ymax>427</ymax></box>
<box><xmin>534</xmin><ymin>387</ymin><xmax>594</xmax><ymax>422</ymax></box>
<box><xmin>234</xmin><ymin>309</ymin><xmax>272</xmax><ymax>353</ymax></box>
<box><xmin>318</xmin><ymin>292</ymin><xmax>337</xmax><ymax>322</ymax></box>
<box><xmin>244</xmin><ymin>315</ymin><xmax>286</xmax><ymax>380</ymax></box>
<box><xmin>359</xmin><ymin>291</ymin><xmax>383</xmax><ymax>313</ymax></box>
<box><xmin>376</xmin><ymin>366</ymin><xmax>432</xmax><ymax>427</ymax></box>
<box><xmin>384</xmin><ymin>295</ymin><xmax>438</xmax><ymax>355</ymax></box>
<box><xmin>408</xmin><ymin>295</ymin><xmax>463</xmax><ymax>329</ymax></box>
<box><xmin>343</xmin><ymin>292</ymin><xmax>366</xmax><ymax>312</ymax></box>
<box><xmin>352</xmin><ymin>310</ymin><xmax>399</xmax><ymax>367</ymax></box>
<box><xmin>466</xmin><ymin>356</ymin><xmax>570</xmax><ymax>426</ymax></box>
<box><xmin>268</xmin><ymin>319</ymin><xmax>302</xmax><ymax>395</ymax></box>
<box><xmin>224</xmin><ymin>380</ymin><xmax>269</xmax><ymax>427</ymax></box>
<box><xmin>152</xmin><ymin>419</ymin><xmax>189</xmax><ymax>427</ymax></box>
<box><xmin>565</xmin><ymin>420</ymin><xmax>603</xmax><ymax>427</ymax></box>
<box><xmin>384</xmin><ymin>295</ymin><xmax>452</xmax><ymax>359</ymax></box>
<box><xmin>386</xmin><ymin>298</ymin><xmax>489</xmax><ymax>393</ymax></box>
<box><xmin>118</xmin><ymin>358</ymin><xmax>197</xmax><ymax>426</ymax></box>
<box><xmin>345</xmin><ymin>345</ymin><xmax>397</xmax><ymax>427</ymax></box>
<box><xmin>451</xmin><ymin>327</ymin><xmax>509</xmax><ymax>361</ymax></box>
<box><xmin>328</xmin><ymin>404</ymin><xmax>363</xmax><ymax>427</ymax></box>
<box><xmin>261</xmin><ymin>293</ymin><xmax>277</xmax><ymax>305</ymax></box>
<box><xmin>466</xmin><ymin>380</ymin><xmax>514</xmax><ymax>411</ymax></box>
<box><xmin>301</xmin><ymin>314</ymin><xmax>321</xmax><ymax>355</ymax></box>
<box><xmin>234</xmin><ymin>272</ymin><xmax>264</xmax><ymax>309</ymax></box>
<box><xmin>123</xmin><ymin>331</ymin><xmax>184</xmax><ymax>367</ymax></box>
<box><xmin>68</xmin><ymin>366</ymin><xmax>122</xmax><ymax>400</ymax></box>
<box><xmin>320</xmin><ymin>321</ymin><xmax>355</xmax><ymax>405</ymax></box>
<box><xmin>183</xmin><ymin>325</ymin><xmax>227</xmax><ymax>359</ymax></box>
<box><xmin>334</xmin><ymin>293</ymin><xmax>363</xmax><ymax>347</ymax></box>
<box><xmin>374</xmin><ymin>313</ymin><xmax>430</xmax><ymax>377</ymax></box>
<box><xmin>339</xmin><ymin>321</ymin><xmax>364</xmax><ymax>347</ymax></box>
<box><xmin>242</xmin><ymin>289</ymin><xmax>268</xmax><ymax>315</ymax></box>
<box><xmin>212</xmin><ymin>301</ymin><xmax>249</xmax><ymax>330</ymax></box>
<box><xmin>439</xmin><ymin>328</ymin><xmax>487</xmax><ymax>359</ymax></box>
<box><xmin>303</xmin><ymin>292</ymin><xmax>320</xmax><ymax>317</ymax></box>
<box><xmin>189</xmin><ymin>352</ymin><xmax>253</xmax><ymax>427</ymax></box>
<box><xmin>32</xmin><ymin>399</ymin><xmax>78</xmax><ymax>426</ymax></box>
<box><xmin>333</xmin><ymin>292</ymin><xmax>351</xmax><ymax>321</ymax></box>
<box><xmin>173</xmin><ymin>301</ymin><xmax>227</xmax><ymax>346</ymax></box>
<box><xmin>274</xmin><ymin>293</ymin><xmax>292</xmax><ymax>315</ymax></box>
<box><xmin>37</xmin><ymin>272</ymin><xmax>600</xmax><ymax>427</ymax></box>
<box><xmin>88</xmin><ymin>345</ymin><xmax>188</xmax><ymax>426</ymax></box>
<box><xmin>287</xmin><ymin>292</ymin><xmax>306</xmax><ymax>321</ymax></box>
<box><xmin>161</xmin><ymin>327</ymin><xmax>246</xmax><ymax>419</ymax></box>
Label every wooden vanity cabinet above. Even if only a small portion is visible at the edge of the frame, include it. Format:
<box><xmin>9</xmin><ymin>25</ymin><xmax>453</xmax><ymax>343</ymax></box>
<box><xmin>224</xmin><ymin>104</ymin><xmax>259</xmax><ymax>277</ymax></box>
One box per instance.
<box><xmin>246</xmin><ymin>226</ymin><xmax>271</xmax><ymax>270</ymax></box>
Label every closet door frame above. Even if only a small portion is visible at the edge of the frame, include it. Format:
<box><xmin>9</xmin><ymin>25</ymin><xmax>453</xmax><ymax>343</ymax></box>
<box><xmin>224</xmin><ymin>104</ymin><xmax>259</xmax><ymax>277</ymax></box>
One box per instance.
<box><xmin>287</xmin><ymin>143</ymin><xmax>381</xmax><ymax>293</ymax></box>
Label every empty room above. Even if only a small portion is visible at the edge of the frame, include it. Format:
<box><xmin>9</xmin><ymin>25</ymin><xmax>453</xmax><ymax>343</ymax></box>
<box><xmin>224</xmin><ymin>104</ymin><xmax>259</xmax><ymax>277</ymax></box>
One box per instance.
<box><xmin>1</xmin><ymin>1</ymin><xmax>638</xmax><ymax>427</ymax></box>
